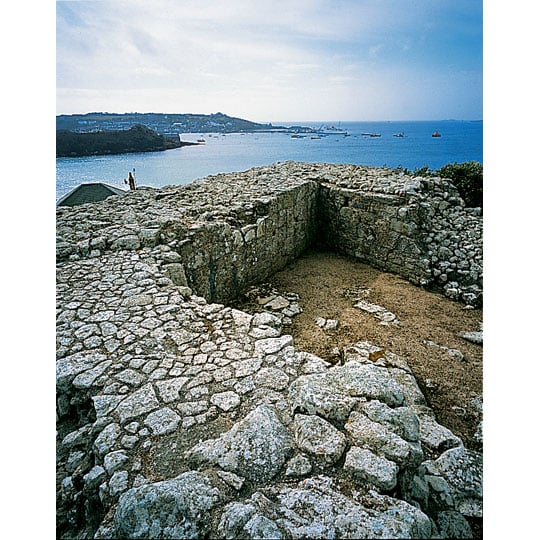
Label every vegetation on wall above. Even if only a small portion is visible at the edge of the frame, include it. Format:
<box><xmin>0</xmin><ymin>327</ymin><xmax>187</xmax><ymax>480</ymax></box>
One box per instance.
<box><xmin>398</xmin><ymin>161</ymin><xmax>483</xmax><ymax>208</ymax></box>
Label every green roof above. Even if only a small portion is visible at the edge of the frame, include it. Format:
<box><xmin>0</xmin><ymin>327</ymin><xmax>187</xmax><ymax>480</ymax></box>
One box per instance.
<box><xmin>57</xmin><ymin>183</ymin><xmax>127</xmax><ymax>207</ymax></box>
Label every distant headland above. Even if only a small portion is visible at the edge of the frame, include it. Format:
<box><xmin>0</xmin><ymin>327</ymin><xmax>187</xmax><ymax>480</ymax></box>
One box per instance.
<box><xmin>56</xmin><ymin>112</ymin><xmax>314</xmax><ymax>158</ymax></box>
<box><xmin>55</xmin><ymin>124</ymin><xmax>198</xmax><ymax>158</ymax></box>
<box><xmin>56</xmin><ymin>111</ymin><xmax>303</xmax><ymax>136</ymax></box>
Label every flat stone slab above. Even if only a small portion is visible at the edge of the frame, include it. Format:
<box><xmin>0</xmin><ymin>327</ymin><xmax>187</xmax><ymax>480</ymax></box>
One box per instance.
<box><xmin>143</xmin><ymin>407</ymin><xmax>181</xmax><ymax>435</ymax></box>
<box><xmin>345</xmin><ymin>410</ymin><xmax>413</xmax><ymax>465</ymax></box>
<box><xmin>115</xmin><ymin>383</ymin><xmax>160</xmax><ymax>423</ymax></box>
<box><xmin>416</xmin><ymin>410</ymin><xmax>463</xmax><ymax>452</ymax></box>
<box><xmin>210</xmin><ymin>391</ymin><xmax>241</xmax><ymax>411</ymax></box>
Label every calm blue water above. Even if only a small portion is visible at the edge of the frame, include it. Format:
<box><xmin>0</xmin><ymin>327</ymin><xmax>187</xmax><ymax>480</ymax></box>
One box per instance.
<box><xmin>56</xmin><ymin>120</ymin><xmax>482</xmax><ymax>201</ymax></box>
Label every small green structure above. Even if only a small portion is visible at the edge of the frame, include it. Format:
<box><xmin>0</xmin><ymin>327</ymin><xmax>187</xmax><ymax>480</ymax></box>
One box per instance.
<box><xmin>57</xmin><ymin>183</ymin><xmax>127</xmax><ymax>207</ymax></box>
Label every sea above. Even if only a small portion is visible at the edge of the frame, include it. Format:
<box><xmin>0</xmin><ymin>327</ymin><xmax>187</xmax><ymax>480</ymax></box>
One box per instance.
<box><xmin>56</xmin><ymin>120</ymin><xmax>482</xmax><ymax>202</ymax></box>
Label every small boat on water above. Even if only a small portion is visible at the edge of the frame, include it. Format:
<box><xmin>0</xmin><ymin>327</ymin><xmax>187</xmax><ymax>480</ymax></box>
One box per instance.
<box><xmin>432</xmin><ymin>131</ymin><xmax>441</xmax><ymax>138</ymax></box>
<box><xmin>393</xmin><ymin>132</ymin><xmax>405</xmax><ymax>138</ymax></box>
<box><xmin>197</xmin><ymin>138</ymin><xmax>206</xmax><ymax>144</ymax></box>
<box><xmin>291</xmin><ymin>133</ymin><xmax>306</xmax><ymax>139</ymax></box>
<box><xmin>362</xmin><ymin>132</ymin><xmax>381</xmax><ymax>137</ymax></box>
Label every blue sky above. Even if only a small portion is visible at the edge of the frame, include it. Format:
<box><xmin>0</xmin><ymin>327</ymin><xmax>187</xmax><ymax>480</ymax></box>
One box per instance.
<box><xmin>56</xmin><ymin>0</ymin><xmax>482</xmax><ymax>121</ymax></box>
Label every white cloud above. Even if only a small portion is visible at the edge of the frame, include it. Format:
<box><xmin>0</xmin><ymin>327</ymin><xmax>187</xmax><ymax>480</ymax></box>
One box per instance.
<box><xmin>57</xmin><ymin>0</ymin><xmax>482</xmax><ymax>120</ymax></box>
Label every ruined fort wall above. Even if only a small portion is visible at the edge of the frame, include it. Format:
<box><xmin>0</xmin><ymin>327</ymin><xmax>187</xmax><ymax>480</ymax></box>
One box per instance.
<box><xmin>315</xmin><ymin>176</ymin><xmax>482</xmax><ymax>305</ymax></box>
<box><xmin>56</xmin><ymin>162</ymin><xmax>482</xmax><ymax>306</ymax></box>
<box><xmin>174</xmin><ymin>181</ymin><xmax>318</xmax><ymax>303</ymax></box>
<box><xmin>317</xmin><ymin>185</ymin><xmax>430</xmax><ymax>285</ymax></box>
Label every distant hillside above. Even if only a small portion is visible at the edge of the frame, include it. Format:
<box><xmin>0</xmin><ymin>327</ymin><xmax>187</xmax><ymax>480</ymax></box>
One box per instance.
<box><xmin>56</xmin><ymin>124</ymin><xmax>190</xmax><ymax>157</ymax></box>
<box><xmin>56</xmin><ymin>112</ymin><xmax>283</xmax><ymax>136</ymax></box>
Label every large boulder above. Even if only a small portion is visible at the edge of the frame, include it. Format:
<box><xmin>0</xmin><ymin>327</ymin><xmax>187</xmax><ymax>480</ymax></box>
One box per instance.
<box><xmin>404</xmin><ymin>446</ymin><xmax>483</xmax><ymax>519</ymax></box>
<box><xmin>293</xmin><ymin>414</ymin><xmax>347</xmax><ymax>465</ymax></box>
<box><xmin>288</xmin><ymin>361</ymin><xmax>407</xmax><ymax>423</ymax></box>
<box><xmin>185</xmin><ymin>404</ymin><xmax>294</xmax><ymax>482</ymax></box>
<box><xmin>114</xmin><ymin>471</ymin><xmax>221</xmax><ymax>539</ymax></box>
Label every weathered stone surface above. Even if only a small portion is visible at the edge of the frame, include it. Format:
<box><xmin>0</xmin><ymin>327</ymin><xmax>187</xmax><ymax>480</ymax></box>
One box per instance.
<box><xmin>56</xmin><ymin>352</ymin><xmax>107</xmax><ymax>390</ymax></box>
<box><xmin>295</xmin><ymin>351</ymin><xmax>332</xmax><ymax>374</ymax></box>
<box><xmin>436</xmin><ymin>510</ymin><xmax>474</xmax><ymax>538</ymax></box>
<box><xmin>114</xmin><ymin>471</ymin><xmax>221</xmax><ymax>538</ymax></box>
<box><xmin>345</xmin><ymin>410</ymin><xmax>413</xmax><ymax>465</ymax></box>
<box><xmin>253</xmin><ymin>367</ymin><xmax>289</xmax><ymax>390</ymax></box>
<box><xmin>116</xmin><ymin>383</ymin><xmax>160</xmax><ymax>423</ymax></box>
<box><xmin>103</xmin><ymin>450</ymin><xmax>130</xmax><ymax>475</ymax></box>
<box><xmin>288</xmin><ymin>372</ymin><xmax>358</xmax><ymax>422</ymax></box>
<box><xmin>329</xmin><ymin>362</ymin><xmax>406</xmax><ymax>406</ymax></box>
<box><xmin>210</xmin><ymin>391</ymin><xmax>241</xmax><ymax>411</ymax></box>
<box><xmin>155</xmin><ymin>377</ymin><xmax>189</xmax><ymax>402</ymax></box>
<box><xmin>353</xmin><ymin>300</ymin><xmax>400</xmax><ymax>325</ymax></box>
<box><xmin>114</xmin><ymin>368</ymin><xmax>145</xmax><ymax>387</ymax></box>
<box><xmin>285</xmin><ymin>454</ymin><xmax>312</xmax><ymax>477</ymax></box>
<box><xmin>344</xmin><ymin>446</ymin><xmax>400</xmax><ymax>491</ymax></box>
<box><xmin>360</xmin><ymin>399</ymin><xmax>420</xmax><ymax>442</ymax></box>
<box><xmin>143</xmin><ymin>407</ymin><xmax>181</xmax><ymax>435</ymax></box>
<box><xmin>246</xmin><ymin>476</ymin><xmax>433</xmax><ymax>539</ymax></box>
<box><xmin>458</xmin><ymin>330</ymin><xmax>483</xmax><ymax>345</ymax></box>
<box><xmin>254</xmin><ymin>335</ymin><xmax>293</xmax><ymax>355</ymax></box>
<box><xmin>432</xmin><ymin>446</ymin><xmax>483</xmax><ymax>517</ymax></box>
<box><xmin>293</xmin><ymin>414</ymin><xmax>347</xmax><ymax>464</ymax></box>
<box><xmin>93</xmin><ymin>423</ymin><xmax>122</xmax><ymax>458</ymax></box>
<box><xmin>315</xmin><ymin>317</ymin><xmax>339</xmax><ymax>330</ymax></box>
<box><xmin>109</xmin><ymin>470</ymin><xmax>130</xmax><ymax>498</ymax></box>
<box><xmin>415</xmin><ymin>408</ymin><xmax>463</xmax><ymax>452</ymax></box>
<box><xmin>186</xmin><ymin>404</ymin><xmax>294</xmax><ymax>482</ymax></box>
<box><xmin>289</xmin><ymin>361</ymin><xmax>406</xmax><ymax>424</ymax></box>
<box><xmin>83</xmin><ymin>465</ymin><xmax>106</xmax><ymax>491</ymax></box>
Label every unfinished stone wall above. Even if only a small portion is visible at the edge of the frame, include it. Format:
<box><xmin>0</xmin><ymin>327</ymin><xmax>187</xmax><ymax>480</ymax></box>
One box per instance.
<box><xmin>316</xmin><ymin>174</ymin><xmax>482</xmax><ymax>305</ymax></box>
<box><xmin>174</xmin><ymin>182</ymin><xmax>318</xmax><ymax>302</ymax></box>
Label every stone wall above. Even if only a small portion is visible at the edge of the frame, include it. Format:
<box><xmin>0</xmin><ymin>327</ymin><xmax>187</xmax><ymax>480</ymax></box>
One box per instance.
<box><xmin>174</xmin><ymin>181</ymin><xmax>318</xmax><ymax>302</ymax></box>
<box><xmin>316</xmin><ymin>174</ymin><xmax>483</xmax><ymax>306</ymax></box>
<box><xmin>317</xmin><ymin>185</ymin><xmax>429</xmax><ymax>284</ymax></box>
<box><xmin>56</xmin><ymin>161</ymin><xmax>482</xmax><ymax>306</ymax></box>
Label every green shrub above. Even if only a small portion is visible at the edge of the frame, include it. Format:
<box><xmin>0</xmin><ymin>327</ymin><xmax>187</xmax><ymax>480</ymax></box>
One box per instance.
<box><xmin>437</xmin><ymin>161</ymin><xmax>483</xmax><ymax>208</ymax></box>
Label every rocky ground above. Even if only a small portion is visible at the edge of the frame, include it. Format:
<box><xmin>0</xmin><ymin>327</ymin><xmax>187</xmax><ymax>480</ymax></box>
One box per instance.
<box><xmin>234</xmin><ymin>249</ymin><xmax>483</xmax><ymax>452</ymax></box>
<box><xmin>56</xmin><ymin>162</ymin><xmax>483</xmax><ymax>538</ymax></box>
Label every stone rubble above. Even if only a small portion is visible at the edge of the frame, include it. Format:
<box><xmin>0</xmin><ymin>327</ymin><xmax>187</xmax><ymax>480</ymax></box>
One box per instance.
<box><xmin>354</xmin><ymin>299</ymin><xmax>401</xmax><ymax>326</ymax></box>
<box><xmin>56</xmin><ymin>161</ymin><xmax>482</xmax><ymax>539</ymax></box>
<box><xmin>236</xmin><ymin>283</ymin><xmax>303</xmax><ymax>327</ymax></box>
<box><xmin>458</xmin><ymin>324</ymin><xmax>483</xmax><ymax>346</ymax></box>
<box><xmin>315</xmin><ymin>316</ymin><xmax>340</xmax><ymax>331</ymax></box>
<box><xmin>424</xmin><ymin>340</ymin><xmax>466</xmax><ymax>362</ymax></box>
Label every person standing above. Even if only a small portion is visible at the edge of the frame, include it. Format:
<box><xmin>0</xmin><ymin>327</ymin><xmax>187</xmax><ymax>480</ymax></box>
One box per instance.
<box><xmin>127</xmin><ymin>170</ymin><xmax>136</xmax><ymax>190</ymax></box>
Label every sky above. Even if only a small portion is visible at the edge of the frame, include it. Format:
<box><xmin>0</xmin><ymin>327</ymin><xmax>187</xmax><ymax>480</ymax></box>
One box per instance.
<box><xmin>56</xmin><ymin>0</ymin><xmax>483</xmax><ymax>122</ymax></box>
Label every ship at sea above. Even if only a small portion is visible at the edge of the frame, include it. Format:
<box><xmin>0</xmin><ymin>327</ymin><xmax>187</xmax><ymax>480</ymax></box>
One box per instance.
<box><xmin>316</xmin><ymin>124</ymin><xmax>349</xmax><ymax>136</ymax></box>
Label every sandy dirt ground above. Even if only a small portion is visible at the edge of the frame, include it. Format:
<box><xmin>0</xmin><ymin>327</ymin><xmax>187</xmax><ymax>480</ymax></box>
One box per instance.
<box><xmin>235</xmin><ymin>249</ymin><xmax>483</xmax><ymax>452</ymax></box>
